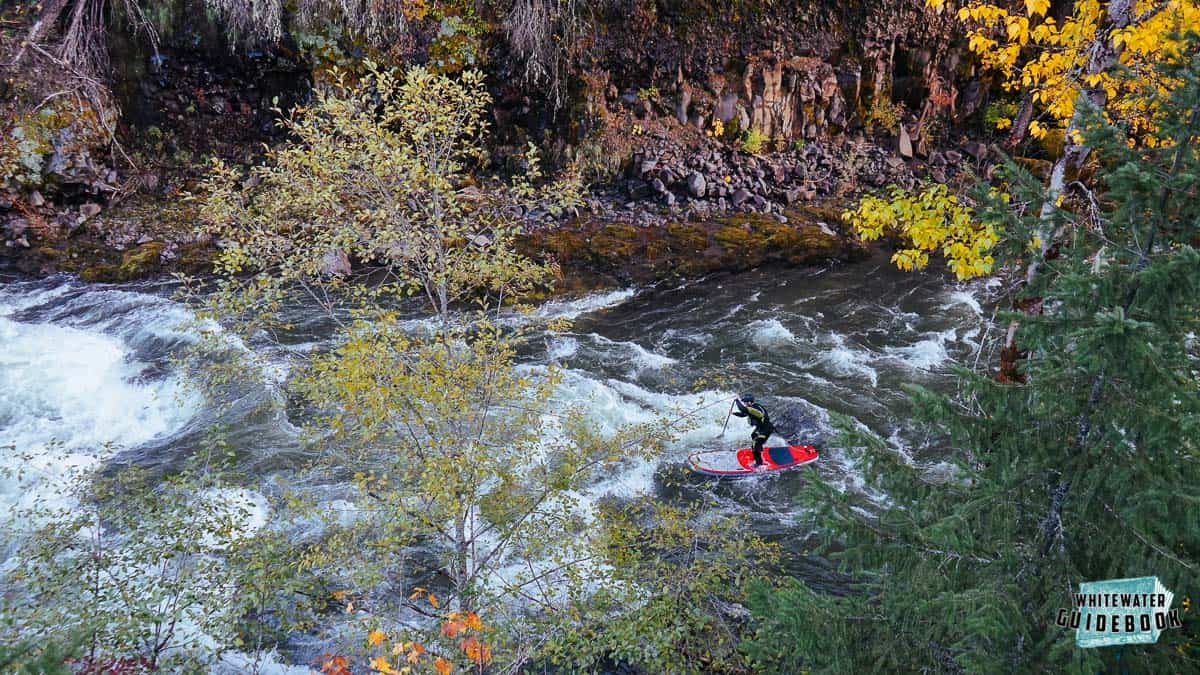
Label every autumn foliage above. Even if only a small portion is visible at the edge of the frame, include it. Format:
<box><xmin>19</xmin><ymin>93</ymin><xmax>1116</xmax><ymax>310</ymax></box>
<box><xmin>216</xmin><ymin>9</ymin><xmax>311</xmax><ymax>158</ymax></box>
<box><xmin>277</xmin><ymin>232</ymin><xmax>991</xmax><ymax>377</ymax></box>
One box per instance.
<box><xmin>317</xmin><ymin>590</ymin><xmax>492</xmax><ymax>675</ymax></box>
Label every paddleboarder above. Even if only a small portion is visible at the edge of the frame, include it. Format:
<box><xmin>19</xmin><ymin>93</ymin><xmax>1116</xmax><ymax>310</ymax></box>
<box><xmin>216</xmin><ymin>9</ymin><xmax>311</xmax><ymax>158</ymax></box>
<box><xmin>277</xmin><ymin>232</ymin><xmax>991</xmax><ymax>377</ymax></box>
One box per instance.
<box><xmin>732</xmin><ymin>393</ymin><xmax>774</xmax><ymax>469</ymax></box>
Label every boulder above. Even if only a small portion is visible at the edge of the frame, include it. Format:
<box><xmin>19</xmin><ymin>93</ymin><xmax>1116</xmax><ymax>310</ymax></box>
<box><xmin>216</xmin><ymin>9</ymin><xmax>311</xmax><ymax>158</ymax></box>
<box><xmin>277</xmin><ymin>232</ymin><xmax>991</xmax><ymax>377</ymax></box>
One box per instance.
<box><xmin>898</xmin><ymin>125</ymin><xmax>913</xmax><ymax>159</ymax></box>
<box><xmin>628</xmin><ymin>180</ymin><xmax>653</xmax><ymax>200</ymax></box>
<box><xmin>675</xmin><ymin>88</ymin><xmax>691</xmax><ymax>124</ymax></box>
<box><xmin>686</xmin><ymin>172</ymin><xmax>707</xmax><ymax>198</ymax></box>
<box><xmin>80</xmin><ymin>203</ymin><xmax>102</xmax><ymax>221</ymax></box>
<box><xmin>731</xmin><ymin>188</ymin><xmax>751</xmax><ymax>207</ymax></box>
<box><xmin>321</xmin><ymin>247</ymin><xmax>352</xmax><ymax>277</ymax></box>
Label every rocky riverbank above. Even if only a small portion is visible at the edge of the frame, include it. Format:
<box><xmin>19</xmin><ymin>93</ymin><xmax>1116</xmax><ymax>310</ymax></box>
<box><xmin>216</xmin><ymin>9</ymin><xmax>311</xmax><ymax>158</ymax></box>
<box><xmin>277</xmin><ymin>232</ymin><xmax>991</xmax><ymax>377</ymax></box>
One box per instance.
<box><xmin>1</xmin><ymin>118</ymin><xmax>985</xmax><ymax>288</ymax></box>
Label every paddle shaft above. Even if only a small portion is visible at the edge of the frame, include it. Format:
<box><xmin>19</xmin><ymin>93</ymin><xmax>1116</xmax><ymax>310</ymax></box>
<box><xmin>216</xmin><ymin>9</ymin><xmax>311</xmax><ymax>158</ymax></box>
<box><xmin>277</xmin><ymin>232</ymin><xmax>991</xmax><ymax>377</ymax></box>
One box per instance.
<box><xmin>719</xmin><ymin>399</ymin><xmax>736</xmax><ymax>437</ymax></box>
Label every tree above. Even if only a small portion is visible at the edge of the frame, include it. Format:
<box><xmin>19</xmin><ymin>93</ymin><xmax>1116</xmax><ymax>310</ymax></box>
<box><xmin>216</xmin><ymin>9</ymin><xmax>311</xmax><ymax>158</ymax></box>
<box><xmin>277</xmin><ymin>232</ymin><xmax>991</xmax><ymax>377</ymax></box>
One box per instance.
<box><xmin>748</xmin><ymin>41</ymin><xmax>1200</xmax><ymax>672</ymax></box>
<box><xmin>1</xmin><ymin>462</ymin><xmax>257</xmax><ymax>672</ymax></box>
<box><xmin>857</xmin><ymin>0</ymin><xmax>1199</xmax><ymax>281</ymax></box>
<box><xmin>195</xmin><ymin>63</ymin><xmax>775</xmax><ymax>670</ymax></box>
<box><xmin>843</xmin><ymin>182</ymin><xmax>1001</xmax><ymax>280</ymax></box>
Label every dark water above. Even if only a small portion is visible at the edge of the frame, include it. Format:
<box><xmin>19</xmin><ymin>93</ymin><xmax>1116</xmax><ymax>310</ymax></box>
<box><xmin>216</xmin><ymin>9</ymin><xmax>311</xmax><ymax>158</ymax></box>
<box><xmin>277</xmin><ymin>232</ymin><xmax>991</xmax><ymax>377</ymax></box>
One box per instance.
<box><xmin>0</xmin><ymin>254</ymin><xmax>997</xmax><ymax>668</ymax></box>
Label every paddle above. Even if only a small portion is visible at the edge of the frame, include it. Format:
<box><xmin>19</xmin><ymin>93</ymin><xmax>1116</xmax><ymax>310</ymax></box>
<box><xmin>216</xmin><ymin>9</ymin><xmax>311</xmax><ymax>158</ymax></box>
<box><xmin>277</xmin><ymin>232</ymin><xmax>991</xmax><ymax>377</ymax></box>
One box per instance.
<box><xmin>719</xmin><ymin>398</ymin><xmax>736</xmax><ymax>437</ymax></box>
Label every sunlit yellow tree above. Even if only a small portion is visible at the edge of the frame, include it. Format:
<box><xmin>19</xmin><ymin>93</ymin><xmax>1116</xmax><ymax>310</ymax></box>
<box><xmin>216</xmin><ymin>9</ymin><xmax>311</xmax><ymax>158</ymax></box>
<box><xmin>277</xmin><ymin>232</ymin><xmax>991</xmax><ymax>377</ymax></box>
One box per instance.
<box><xmin>844</xmin><ymin>183</ymin><xmax>1001</xmax><ymax>280</ymax></box>
<box><xmin>849</xmin><ymin>0</ymin><xmax>1198</xmax><ymax>280</ymax></box>
<box><xmin>933</xmin><ymin>0</ymin><xmax>1199</xmax><ymax>269</ymax></box>
<box><xmin>935</xmin><ymin>0</ymin><xmax>1199</xmax><ymax>142</ymax></box>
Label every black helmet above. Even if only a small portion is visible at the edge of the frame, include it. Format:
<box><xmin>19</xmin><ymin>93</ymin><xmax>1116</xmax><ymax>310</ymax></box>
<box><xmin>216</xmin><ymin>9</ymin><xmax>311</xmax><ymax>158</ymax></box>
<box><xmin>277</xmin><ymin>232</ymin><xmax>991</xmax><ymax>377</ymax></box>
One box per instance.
<box><xmin>740</xmin><ymin>393</ymin><xmax>755</xmax><ymax>403</ymax></box>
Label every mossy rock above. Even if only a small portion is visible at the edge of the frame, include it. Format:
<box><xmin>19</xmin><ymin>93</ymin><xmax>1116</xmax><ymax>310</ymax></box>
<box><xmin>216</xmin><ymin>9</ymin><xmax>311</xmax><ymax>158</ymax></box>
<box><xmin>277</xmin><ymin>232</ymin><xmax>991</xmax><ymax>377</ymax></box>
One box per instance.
<box><xmin>79</xmin><ymin>263</ymin><xmax>122</xmax><ymax>283</ymax></box>
<box><xmin>588</xmin><ymin>222</ymin><xmax>642</xmax><ymax>260</ymax></box>
<box><xmin>665</xmin><ymin>222</ymin><xmax>709</xmax><ymax>254</ymax></box>
<box><xmin>118</xmin><ymin>241</ymin><xmax>165</xmax><ymax>279</ymax></box>
<box><xmin>1013</xmin><ymin>156</ymin><xmax>1053</xmax><ymax>180</ymax></box>
<box><xmin>644</xmin><ymin>239</ymin><xmax>671</xmax><ymax>261</ymax></box>
<box><xmin>174</xmin><ymin>241</ymin><xmax>215</xmax><ymax>275</ymax></box>
<box><xmin>78</xmin><ymin>242</ymin><xmax>164</xmax><ymax>282</ymax></box>
<box><xmin>1039</xmin><ymin>129</ymin><xmax>1066</xmax><ymax>159</ymax></box>
<box><xmin>535</xmin><ymin>228</ymin><xmax>589</xmax><ymax>260</ymax></box>
<box><xmin>759</xmin><ymin>222</ymin><xmax>803</xmax><ymax>250</ymax></box>
<box><xmin>713</xmin><ymin>225</ymin><xmax>755</xmax><ymax>251</ymax></box>
<box><xmin>791</xmin><ymin>204</ymin><xmax>848</xmax><ymax>228</ymax></box>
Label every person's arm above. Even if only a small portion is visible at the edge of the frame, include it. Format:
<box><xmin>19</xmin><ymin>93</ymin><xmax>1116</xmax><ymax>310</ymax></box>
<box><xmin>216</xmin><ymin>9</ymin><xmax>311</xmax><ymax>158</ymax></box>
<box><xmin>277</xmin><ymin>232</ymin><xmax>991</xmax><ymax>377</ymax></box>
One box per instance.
<box><xmin>732</xmin><ymin>399</ymin><xmax>749</xmax><ymax>417</ymax></box>
<box><xmin>741</xmin><ymin>403</ymin><xmax>766</xmax><ymax>421</ymax></box>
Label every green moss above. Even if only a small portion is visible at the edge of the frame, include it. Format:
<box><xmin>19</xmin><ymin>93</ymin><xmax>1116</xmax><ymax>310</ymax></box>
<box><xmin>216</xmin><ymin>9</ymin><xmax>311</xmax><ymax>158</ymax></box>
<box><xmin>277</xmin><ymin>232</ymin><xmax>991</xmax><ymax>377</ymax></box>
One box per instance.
<box><xmin>713</xmin><ymin>225</ymin><xmax>754</xmax><ymax>251</ymax></box>
<box><xmin>1013</xmin><ymin>156</ymin><xmax>1053</xmax><ymax>180</ymax></box>
<box><xmin>174</xmin><ymin>241</ymin><xmax>215</xmax><ymax>275</ymax></box>
<box><xmin>588</xmin><ymin>222</ymin><xmax>641</xmax><ymax>260</ymax></box>
<box><xmin>79</xmin><ymin>263</ymin><xmax>122</xmax><ymax>283</ymax></box>
<box><xmin>118</xmin><ymin>241</ymin><xmax>164</xmax><ymax>279</ymax></box>
<box><xmin>78</xmin><ymin>242</ymin><xmax>164</xmax><ymax>282</ymax></box>
<box><xmin>665</xmin><ymin>222</ymin><xmax>709</xmax><ymax>253</ymax></box>
<box><xmin>536</xmin><ymin>228</ymin><xmax>589</xmax><ymax>260</ymax></box>
<box><xmin>1039</xmin><ymin>129</ymin><xmax>1066</xmax><ymax>158</ymax></box>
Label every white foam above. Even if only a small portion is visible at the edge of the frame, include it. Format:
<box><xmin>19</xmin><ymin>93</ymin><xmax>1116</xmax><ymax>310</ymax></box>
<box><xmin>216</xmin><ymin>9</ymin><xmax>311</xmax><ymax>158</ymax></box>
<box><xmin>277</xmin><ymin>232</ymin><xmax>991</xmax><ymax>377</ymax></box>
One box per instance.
<box><xmin>818</xmin><ymin>334</ymin><xmax>879</xmax><ymax>386</ymax></box>
<box><xmin>546</xmin><ymin>336</ymin><xmax>579</xmax><ymax>361</ymax></box>
<box><xmin>942</xmin><ymin>289</ymin><xmax>984</xmax><ymax>316</ymax></box>
<box><xmin>747</xmin><ymin>318</ymin><xmax>797</xmax><ymax>347</ymax></box>
<box><xmin>0</xmin><ymin>314</ymin><xmax>199</xmax><ymax>517</ymax></box>
<box><xmin>884</xmin><ymin>328</ymin><xmax>957</xmax><ymax>371</ymax></box>
<box><xmin>588</xmin><ymin>334</ymin><xmax>676</xmax><ymax>373</ymax></box>
<box><xmin>534</xmin><ymin>288</ymin><xmax>635</xmax><ymax>321</ymax></box>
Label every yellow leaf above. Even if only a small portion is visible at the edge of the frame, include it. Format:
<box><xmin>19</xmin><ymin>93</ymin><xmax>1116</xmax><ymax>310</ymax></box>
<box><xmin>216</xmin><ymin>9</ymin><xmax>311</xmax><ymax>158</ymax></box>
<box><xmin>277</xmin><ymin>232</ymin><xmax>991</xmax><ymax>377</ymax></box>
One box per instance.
<box><xmin>1025</xmin><ymin>0</ymin><xmax>1050</xmax><ymax>16</ymax></box>
<box><xmin>428</xmin><ymin>593</ymin><xmax>439</xmax><ymax>608</ymax></box>
<box><xmin>370</xmin><ymin>655</ymin><xmax>399</xmax><ymax>675</ymax></box>
<box><xmin>434</xmin><ymin>657</ymin><xmax>453</xmax><ymax>675</ymax></box>
<box><xmin>368</xmin><ymin>629</ymin><xmax>387</xmax><ymax>646</ymax></box>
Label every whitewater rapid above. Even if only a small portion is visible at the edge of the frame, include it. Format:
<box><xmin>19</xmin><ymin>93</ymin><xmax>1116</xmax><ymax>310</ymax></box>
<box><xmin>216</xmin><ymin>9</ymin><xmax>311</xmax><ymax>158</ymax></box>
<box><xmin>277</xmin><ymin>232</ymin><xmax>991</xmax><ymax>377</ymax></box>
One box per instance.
<box><xmin>0</xmin><ymin>256</ymin><xmax>998</xmax><ymax>670</ymax></box>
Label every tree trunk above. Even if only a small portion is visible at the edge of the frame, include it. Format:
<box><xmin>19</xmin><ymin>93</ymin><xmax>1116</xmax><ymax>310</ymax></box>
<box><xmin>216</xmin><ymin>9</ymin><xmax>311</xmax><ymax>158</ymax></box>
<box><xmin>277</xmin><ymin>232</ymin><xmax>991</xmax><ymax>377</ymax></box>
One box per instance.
<box><xmin>7</xmin><ymin>0</ymin><xmax>72</xmax><ymax>66</ymax></box>
<box><xmin>1006</xmin><ymin>90</ymin><xmax>1035</xmax><ymax>148</ymax></box>
<box><xmin>997</xmin><ymin>0</ymin><xmax>1138</xmax><ymax>380</ymax></box>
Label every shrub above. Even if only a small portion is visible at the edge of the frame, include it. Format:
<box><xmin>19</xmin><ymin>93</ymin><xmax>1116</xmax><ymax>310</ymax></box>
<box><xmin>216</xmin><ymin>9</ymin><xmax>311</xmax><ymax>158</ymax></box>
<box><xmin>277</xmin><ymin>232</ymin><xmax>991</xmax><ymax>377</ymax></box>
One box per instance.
<box><xmin>739</xmin><ymin>127</ymin><xmax>768</xmax><ymax>154</ymax></box>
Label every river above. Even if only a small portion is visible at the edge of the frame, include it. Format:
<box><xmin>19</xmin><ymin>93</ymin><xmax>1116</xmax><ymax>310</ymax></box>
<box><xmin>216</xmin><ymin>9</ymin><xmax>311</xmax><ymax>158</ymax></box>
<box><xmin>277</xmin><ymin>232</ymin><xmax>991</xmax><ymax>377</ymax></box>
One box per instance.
<box><xmin>0</xmin><ymin>253</ymin><xmax>997</xmax><ymax>669</ymax></box>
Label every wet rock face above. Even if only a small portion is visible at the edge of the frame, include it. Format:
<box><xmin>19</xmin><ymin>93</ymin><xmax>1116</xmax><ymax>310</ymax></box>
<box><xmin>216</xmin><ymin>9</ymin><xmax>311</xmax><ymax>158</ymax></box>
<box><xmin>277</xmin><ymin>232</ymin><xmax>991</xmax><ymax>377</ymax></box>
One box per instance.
<box><xmin>739</xmin><ymin>55</ymin><xmax>847</xmax><ymax>143</ymax></box>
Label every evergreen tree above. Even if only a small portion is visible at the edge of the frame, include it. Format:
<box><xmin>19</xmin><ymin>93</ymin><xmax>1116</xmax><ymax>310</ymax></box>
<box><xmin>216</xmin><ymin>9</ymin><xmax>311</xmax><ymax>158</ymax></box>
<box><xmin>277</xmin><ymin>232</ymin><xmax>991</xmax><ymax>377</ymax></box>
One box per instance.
<box><xmin>745</xmin><ymin>39</ymin><xmax>1200</xmax><ymax>673</ymax></box>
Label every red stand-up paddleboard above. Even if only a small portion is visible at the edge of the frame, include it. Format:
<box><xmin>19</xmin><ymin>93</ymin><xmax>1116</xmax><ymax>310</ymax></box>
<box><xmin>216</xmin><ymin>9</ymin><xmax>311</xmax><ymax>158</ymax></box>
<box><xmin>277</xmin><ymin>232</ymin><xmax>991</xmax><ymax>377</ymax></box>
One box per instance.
<box><xmin>688</xmin><ymin>445</ymin><xmax>819</xmax><ymax>477</ymax></box>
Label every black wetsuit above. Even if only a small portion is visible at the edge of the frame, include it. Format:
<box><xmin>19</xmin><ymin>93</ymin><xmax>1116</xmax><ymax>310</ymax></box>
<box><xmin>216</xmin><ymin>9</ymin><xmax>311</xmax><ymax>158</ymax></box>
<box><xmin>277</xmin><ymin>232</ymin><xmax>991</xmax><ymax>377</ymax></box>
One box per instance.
<box><xmin>733</xmin><ymin>399</ymin><xmax>774</xmax><ymax>465</ymax></box>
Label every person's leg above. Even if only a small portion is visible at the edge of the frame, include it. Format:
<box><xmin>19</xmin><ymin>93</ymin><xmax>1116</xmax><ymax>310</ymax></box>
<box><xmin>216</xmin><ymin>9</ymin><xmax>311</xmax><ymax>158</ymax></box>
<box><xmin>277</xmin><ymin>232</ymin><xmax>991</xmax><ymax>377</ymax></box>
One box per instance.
<box><xmin>752</xmin><ymin>433</ymin><xmax>766</xmax><ymax>465</ymax></box>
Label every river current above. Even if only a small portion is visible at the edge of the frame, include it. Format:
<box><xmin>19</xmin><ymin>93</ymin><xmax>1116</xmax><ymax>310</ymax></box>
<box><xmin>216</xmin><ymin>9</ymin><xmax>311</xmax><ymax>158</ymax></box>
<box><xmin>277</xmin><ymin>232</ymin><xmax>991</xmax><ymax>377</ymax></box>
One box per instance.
<box><xmin>0</xmin><ymin>254</ymin><xmax>998</xmax><ymax>670</ymax></box>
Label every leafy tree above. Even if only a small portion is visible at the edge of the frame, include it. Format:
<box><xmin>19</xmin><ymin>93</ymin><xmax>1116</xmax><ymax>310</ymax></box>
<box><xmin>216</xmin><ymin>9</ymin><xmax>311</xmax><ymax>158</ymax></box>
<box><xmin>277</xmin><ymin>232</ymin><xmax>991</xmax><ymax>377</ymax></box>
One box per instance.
<box><xmin>195</xmin><ymin>62</ymin><xmax>775</xmax><ymax>671</ymax></box>
<box><xmin>865</xmin><ymin>0</ymin><xmax>1199</xmax><ymax>280</ymax></box>
<box><xmin>540</xmin><ymin>501</ymin><xmax>780</xmax><ymax>674</ymax></box>
<box><xmin>747</xmin><ymin>41</ymin><xmax>1200</xmax><ymax>673</ymax></box>
<box><xmin>0</xmin><ymin>462</ymin><xmax>258</xmax><ymax>671</ymax></box>
<box><xmin>844</xmin><ymin>182</ymin><xmax>1001</xmax><ymax>279</ymax></box>
<box><xmin>0</xmin><ymin>639</ymin><xmax>75</xmax><ymax>674</ymax></box>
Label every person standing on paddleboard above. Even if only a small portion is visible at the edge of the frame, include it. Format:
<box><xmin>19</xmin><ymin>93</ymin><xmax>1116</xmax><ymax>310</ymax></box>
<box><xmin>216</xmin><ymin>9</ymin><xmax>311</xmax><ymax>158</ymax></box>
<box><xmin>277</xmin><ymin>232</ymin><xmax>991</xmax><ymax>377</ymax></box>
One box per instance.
<box><xmin>732</xmin><ymin>393</ymin><xmax>774</xmax><ymax>469</ymax></box>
